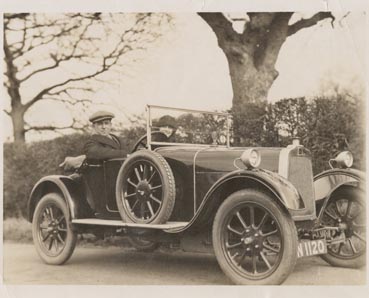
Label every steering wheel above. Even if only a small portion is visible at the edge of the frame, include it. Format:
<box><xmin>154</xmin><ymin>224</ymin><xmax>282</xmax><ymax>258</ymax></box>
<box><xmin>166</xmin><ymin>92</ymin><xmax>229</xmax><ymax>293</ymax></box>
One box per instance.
<box><xmin>131</xmin><ymin>131</ymin><xmax>168</xmax><ymax>153</ymax></box>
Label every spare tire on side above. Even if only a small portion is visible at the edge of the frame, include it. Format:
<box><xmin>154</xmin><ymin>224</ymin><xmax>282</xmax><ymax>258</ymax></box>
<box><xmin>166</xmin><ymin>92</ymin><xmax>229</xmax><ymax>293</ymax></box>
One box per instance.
<box><xmin>115</xmin><ymin>150</ymin><xmax>175</xmax><ymax>224</ymax></box>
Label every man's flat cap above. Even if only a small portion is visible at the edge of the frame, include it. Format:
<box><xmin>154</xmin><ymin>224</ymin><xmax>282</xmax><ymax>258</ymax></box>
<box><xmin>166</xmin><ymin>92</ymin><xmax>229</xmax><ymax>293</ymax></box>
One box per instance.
<box><xmin>89</xmin><ymin>110</ymin><xmax>115</xmax><ymax>123</ymax></box>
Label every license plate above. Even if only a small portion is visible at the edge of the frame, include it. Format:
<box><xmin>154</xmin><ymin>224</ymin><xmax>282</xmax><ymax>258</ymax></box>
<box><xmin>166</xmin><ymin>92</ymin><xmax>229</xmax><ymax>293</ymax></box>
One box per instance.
<box><xmin>297</xmin><ymin>239</ymin><xmax>327</xmax><ymax>258</ymax></box>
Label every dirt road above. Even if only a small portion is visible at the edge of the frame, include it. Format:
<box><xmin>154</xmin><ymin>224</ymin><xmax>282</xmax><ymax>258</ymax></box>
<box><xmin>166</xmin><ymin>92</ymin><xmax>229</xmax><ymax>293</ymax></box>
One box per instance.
<box><xmin>2</xmin><ymin>242</ymin><xmax>366</xmax><ymax>285</ymax></box>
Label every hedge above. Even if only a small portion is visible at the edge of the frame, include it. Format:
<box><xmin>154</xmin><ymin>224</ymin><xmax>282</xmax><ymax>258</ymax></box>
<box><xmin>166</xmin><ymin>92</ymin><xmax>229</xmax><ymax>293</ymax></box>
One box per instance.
<box><xmin>3</xmin><ymin>96</ymin><xmax>365</xmax><ymax>218</ymax></box>
<box><xmin>3</xmin><ymin>127</ymin><xmax>144</xmax><ymax>218</ymax></box>
<box><xmin>233</xmin><ymin>96</ymin><xmax>365</xmax><ymax>174</ymax></box>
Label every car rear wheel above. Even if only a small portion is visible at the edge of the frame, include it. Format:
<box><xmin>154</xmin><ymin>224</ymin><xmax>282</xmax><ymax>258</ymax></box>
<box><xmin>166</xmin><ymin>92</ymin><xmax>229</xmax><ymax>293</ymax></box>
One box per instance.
<box><xmin>116</xmin><ymin>150</ymin><xmax>176</xmax><ymax>224</ymax></box>
<box><xmin>32</xmin><ymin>193</ymin><xmax>77</xmax><ymax>265</ymax></box>
<box><xmin>320</xmin><ymin>187</ymin><xmax>366</xmax><ymax>268</ymax></box>
<box><xmin>212</xmin><ymin>189</ymin><xmax>298</xmax><ymax>285</ymax></box>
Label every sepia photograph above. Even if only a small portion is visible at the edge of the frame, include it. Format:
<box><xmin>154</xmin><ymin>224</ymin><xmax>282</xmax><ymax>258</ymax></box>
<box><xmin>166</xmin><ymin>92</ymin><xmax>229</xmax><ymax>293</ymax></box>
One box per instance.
<box><xmin>1</xmin><ymin>0</ymin><xmax>367</xmax><ymax>296</ymax></box>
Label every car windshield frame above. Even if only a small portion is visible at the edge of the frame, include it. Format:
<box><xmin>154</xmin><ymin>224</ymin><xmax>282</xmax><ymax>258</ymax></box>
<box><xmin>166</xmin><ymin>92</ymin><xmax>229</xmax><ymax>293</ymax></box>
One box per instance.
<box><xmin>146</xmin><ymin>104</ymin><xmax>231</xmax><ymax>150</ymax></box>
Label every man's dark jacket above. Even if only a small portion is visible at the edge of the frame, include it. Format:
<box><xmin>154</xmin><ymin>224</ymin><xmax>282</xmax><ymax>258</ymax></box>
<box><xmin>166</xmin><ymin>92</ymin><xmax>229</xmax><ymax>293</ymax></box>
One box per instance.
<box><xmin>83</xmin><ymin>134</ymin><xmax>125</xmax><ymax>161</ymax></box>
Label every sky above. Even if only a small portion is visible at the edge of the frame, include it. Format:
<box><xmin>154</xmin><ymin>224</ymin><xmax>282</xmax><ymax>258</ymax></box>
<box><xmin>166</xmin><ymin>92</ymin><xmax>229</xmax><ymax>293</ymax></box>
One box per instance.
<box><xmin>1</xmin><ymin>11</ymin><xmax>367</xmax><ymax>142</ymax></box>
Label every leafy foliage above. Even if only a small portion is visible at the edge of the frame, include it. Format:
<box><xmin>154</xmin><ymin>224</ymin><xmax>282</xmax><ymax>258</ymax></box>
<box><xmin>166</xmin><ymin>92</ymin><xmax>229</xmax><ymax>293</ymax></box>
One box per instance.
<box><xmin>4</xmin><ymin>134</ymin><xmax>89</xmax><ymax>218</ymax></box>
<box><xmin>232</xmin><ymin>102</ymin><xmax>268</xmax><ymax>146</ymax></box>
<box><xmin>234</xmin><ymin>96</ymin><xmax>365</xmax><ymax>173</ymax></box>
<box><xmin>3</xmin><ymin>128</ymin><xmax>143</xmax><ymax>218</ymax></box>
<box><xmin>303</xmin><ymin>96</ymin><xmax>365</xmax><ymax>173</ymax></box>
<box><xmin>3</xmin><ymin>95</ymin><xmax>364</xmax><ymax>218</ymax></box>
<box><xmin>152</xmin><ymin>113</ymin><xmax>229</xmax><ymax>144</ymax></box>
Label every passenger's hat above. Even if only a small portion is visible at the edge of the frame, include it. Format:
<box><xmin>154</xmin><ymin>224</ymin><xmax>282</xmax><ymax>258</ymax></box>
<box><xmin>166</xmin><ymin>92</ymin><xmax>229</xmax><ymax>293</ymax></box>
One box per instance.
<box><xmin>89</xmin><ymin>110</ymin><xmax>115</xmax><ymax>123</ymax></box>
<box><xmin>155</xmin><ymin>115</ymin><xmax>177</xmax><ymax>129</ymax></box>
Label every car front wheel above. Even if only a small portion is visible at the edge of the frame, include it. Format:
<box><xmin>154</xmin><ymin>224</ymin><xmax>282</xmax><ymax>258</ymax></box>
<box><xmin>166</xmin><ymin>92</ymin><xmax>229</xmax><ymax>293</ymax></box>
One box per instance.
<box><xmin>32</xmin><ymin>193</ymin><xmax>77</xmax><ymax>265</ymax></box>
<box><xmin>212</xmin><ymin>189</ymin><xmax>298</xmax><ymax>285</ymax></box>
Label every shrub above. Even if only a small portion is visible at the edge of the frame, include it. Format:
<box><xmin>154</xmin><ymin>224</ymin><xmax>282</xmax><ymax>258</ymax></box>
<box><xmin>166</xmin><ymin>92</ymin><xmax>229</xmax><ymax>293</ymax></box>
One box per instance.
<box><xmin>232</xmin><ymin>102</ymin><xmax>267</xmax><ymax>146</ymax></box>
<box><xmin>305</xmin><ymin>96</ymin><xmax>365</xmax><ymax>173</ymax></box>
<box><xmin>3</xmin><ymin>217</ymin><xmax>33</xmax><ymax>242</ymax></box>
<box><xmin>3</xmin><ymin>127</ymin><xmax>146</xmax><ymax>219</ymax></box>
<box><xmin>3</xmin><ymin>95</ymin><xmax>364</xmax><ymax>218</ymax></box>
<box><xmin>4</xmin><ymin>133</ymin><xmax>90</xmax><ymax>218</ymax></box>
<box><xmin>234</xmin><ymin>96</ymin><xmax>365</xmax><ymax>174</ymax></box>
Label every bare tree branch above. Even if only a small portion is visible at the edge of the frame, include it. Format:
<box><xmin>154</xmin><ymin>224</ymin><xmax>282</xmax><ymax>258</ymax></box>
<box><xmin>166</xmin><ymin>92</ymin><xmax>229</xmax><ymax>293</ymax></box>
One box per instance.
<box><xmin>339</xmin><ymin>12</ymin><xmax>350</xmax><ymax>26</ymax></box>
<box><xmin>19</xmin><ymin>55</ymin><xmax>84</xmax><ymax>82</ymax></box>
<box><xmin>18</xmin><ymin>17</ymin><xmax>95</xmax><ymax>81</ymax></box>
<box><xmin>198</xmin><ymin>13</ymin><xmax>239</xmax><ymax>44</ymax></box>
<box><xmin>4</xmin><ymin>13</ymin><xmax>168</xmax><ymax>142</ymax></box>
<box><xmin>4</xmin><ymin>13</ymin><xmax>30</xmax><ymax>21</ymax></box>
<box><xmin>197</xmin><ymin>12</ymin><xmax>338</xmax><ymax>107</ymax></box>
<box><xmin>288</xmin><ymin>12</ymin><xmax>335</xmax><ymax>36</ymax></box>
<box><xmin>48</xmin><ymin>86</ymin><xmax>94</xmax><ymax>96</ymax></box>
<box><xmin>24</xmin><ymin>49</ymin><xmax>125</xmax><ymax>110</ymax></box>
<box><xmin>42</xmin><ymin>96</ymin><xmax>91</xmax><ymax>104</ymax></box>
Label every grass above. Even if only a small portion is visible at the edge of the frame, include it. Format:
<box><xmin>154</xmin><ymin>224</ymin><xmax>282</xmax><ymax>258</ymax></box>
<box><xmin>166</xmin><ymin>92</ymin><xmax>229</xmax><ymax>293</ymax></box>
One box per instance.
<box><xmin>3</xmin><ymin>217</ymin><xmax>33</xmax><ymax>243</ymax></box>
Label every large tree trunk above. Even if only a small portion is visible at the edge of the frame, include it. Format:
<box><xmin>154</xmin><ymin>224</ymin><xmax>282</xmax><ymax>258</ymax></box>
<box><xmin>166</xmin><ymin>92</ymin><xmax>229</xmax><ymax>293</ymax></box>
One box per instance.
<box><xmin>6</xmin><ymin>71</ymin><xmax>26</xmax><ymax>142</ymax></box>
<box><xmin>198</xmin><ymin>13</ymin><xmax>291</xmax><ymax>109</ymax></box>
<box><xmin>4</xmin><ymin>29</ymin><xmax>27</xmax><ymax>143</ymax></box>
<box><xmin>198</xmin><ymin>12</ymin><xmax>335</xmax><ymax>144</ymax></box>
<box><xmin>227</xmin><ymin>55</ymin><xmax>277</xmax><ymax>105</ymax></box>
<box><xmin>198</xmin><ymin>12</ymin><xmax>334</xmax><ymax>110</ymax></box>
<box><xmin>10</xmin><ymin>107</ymin><xmax>26</xmax><ymax>143</ymax></box>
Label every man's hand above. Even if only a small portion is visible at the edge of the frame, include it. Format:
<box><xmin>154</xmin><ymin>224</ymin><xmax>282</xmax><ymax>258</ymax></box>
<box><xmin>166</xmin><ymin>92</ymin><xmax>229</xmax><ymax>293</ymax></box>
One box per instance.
<box><xmin>59</xmin><ymin>155</ymin><xmax>86</xmax><ymax>171</ymax></box>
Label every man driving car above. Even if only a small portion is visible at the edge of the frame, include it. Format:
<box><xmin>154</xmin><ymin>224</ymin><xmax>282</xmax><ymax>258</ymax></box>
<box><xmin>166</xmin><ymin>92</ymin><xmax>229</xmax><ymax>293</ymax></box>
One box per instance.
<box><xmin>84</xmin><ymin>110</ymin><xmax>126</xmax><ymax>162</ymax></box>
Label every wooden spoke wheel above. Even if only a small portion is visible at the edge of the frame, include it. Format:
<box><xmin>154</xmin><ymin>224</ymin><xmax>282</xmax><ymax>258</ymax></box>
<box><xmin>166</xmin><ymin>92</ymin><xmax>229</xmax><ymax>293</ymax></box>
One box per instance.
<box><xmin>32</xmin><ymin>193</ymin><xmax>77</xmax><ymax>265</ymax></box>
<box><xmin>116</xmin><ymin>150</ymin><xmax>175</xmax><ymax>224</ymax></box>
<box><xmin>212</xmin><ymin>189</ymin><xmax>298</xmax><ymax>285</ymax></box>
<box><xmin>320</xmin><ymin>187</ymin><xmax>366</xmax><ymax>268</ymax></box>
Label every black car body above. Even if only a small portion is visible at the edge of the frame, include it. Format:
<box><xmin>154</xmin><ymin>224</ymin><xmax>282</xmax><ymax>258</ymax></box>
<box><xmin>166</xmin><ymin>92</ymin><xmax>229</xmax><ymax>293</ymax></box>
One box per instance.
<box><xmin>27</xmin><ymin>105</ymin><xmax>366</xmax><ymax>285</ymax></box>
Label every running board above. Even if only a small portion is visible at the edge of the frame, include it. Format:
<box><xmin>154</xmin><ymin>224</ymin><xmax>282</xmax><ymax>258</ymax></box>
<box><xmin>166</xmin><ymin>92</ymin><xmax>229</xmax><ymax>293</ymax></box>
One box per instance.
<box><xmin>72</xmin><ymin>219</ymin><xmax>188</xmax><ymax>231</ymax></box>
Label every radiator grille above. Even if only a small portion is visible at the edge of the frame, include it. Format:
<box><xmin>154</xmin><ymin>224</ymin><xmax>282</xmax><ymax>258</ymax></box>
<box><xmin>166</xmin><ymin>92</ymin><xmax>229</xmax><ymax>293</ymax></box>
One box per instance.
<box><xmin>288</xmin><ymin>156</ymin><xmax>315</xmax><ymax>212</ymax></box>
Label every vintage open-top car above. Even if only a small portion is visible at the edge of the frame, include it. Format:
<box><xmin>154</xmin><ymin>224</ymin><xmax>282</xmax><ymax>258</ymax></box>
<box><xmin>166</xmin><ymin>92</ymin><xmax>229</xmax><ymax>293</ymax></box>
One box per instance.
<box><xmin>27</xmin><ymin>105</ymin><xmax>366</xmax><ymax>285</ymax></box>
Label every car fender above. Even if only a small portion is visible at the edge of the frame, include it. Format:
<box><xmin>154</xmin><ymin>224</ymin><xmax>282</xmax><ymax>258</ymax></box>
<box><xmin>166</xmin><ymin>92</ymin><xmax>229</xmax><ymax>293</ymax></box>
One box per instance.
<box><xmin>206</xmin><ymin>169</ymin><xmax>303</xmax><ymax>209</ymax></box>
<box><xmin>167</xmin><ymin>169</ymin><xmax>303</xmax><ymax>233</ymax></box>
<box><xmin>27</xmin><ymin>175</ymin><xmax>87</xmax><ymax>222</ymax></box>
<box><xmin>314</xmin><ymin>168</ymin><xmax>365</xmax><ymax>201</ymax></box>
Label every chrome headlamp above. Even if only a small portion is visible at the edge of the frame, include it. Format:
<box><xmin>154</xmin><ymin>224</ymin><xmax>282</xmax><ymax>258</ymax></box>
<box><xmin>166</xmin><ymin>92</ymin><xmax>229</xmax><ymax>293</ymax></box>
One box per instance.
<box><xmin>330</xmin><ymin>151</ymin><xmax>354</xmax><ymax>168</ymax></box>
<box><xmin>241</xmin><ymin>149</ymin><xmax>261</xmax><ymax>168</ymax></box>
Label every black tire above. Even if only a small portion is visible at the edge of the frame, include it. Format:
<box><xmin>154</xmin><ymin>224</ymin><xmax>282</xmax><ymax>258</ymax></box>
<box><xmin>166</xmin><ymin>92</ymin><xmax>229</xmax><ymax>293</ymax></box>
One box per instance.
<box><xmin>212</xmin><ymin>189</ymin><xmax>298</xmax><ymax>285</ymax></box>
<box><xmin>128</xmin><ymin>236</ymin><xmax>160</xmax><ymax>252</ymax></box>
<box><xmin>32</xmin><ymin>193</ymin><xmax>77</xmax><ymax>265</ymax></box>
<box><xmin>116</xmin><ymin>150</ymin><xmax>175</xmax><ymax>224</ymax></box>
<box><xmin>320</xmin><ymin>187</ymin><xmax>366</xmax><ymax>268</ymax></box>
